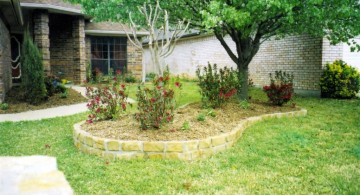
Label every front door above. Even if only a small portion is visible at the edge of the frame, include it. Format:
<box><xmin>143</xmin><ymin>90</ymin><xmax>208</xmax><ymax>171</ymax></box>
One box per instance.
<box><xmin>11</xmin><ymin>34</ymin><xmax>22</xmax><ymax>84</ymax></box>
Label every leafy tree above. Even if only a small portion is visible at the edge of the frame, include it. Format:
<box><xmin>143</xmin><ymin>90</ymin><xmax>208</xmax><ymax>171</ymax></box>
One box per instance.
<box><xmin>21</xmin><ymin>30</ymin><xmax>47</xmax><ymax>105</ymax></box>
<box><xmin>69</xmin><ymin>0</ymin><xmax>360</xmax><ymax>100</ymax></box>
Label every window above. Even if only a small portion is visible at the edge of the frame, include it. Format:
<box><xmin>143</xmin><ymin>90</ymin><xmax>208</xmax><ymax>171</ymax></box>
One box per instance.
<box><xmin>91</xmin><ymin>37</ymin><xmax>127</xmax><ymax>75</ymax></box>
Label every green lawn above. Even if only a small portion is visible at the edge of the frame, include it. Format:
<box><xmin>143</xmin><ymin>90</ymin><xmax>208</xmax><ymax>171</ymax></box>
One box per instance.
<box><xmin>0</xmin><ymin>86</ymin><xmax>359</xmax><ymax>194</ymax></box>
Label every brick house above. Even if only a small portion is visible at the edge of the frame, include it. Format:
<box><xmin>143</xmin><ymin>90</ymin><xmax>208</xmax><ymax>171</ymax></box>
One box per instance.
<box><xmin>144</xmin><ymin>33</ymin><xmax>360</xmax><ymax>96</ymax></box>
<box><xmin>0</xmin><ymin>0</ymin><xmax>146</xmax><ymax>103</ymax></box>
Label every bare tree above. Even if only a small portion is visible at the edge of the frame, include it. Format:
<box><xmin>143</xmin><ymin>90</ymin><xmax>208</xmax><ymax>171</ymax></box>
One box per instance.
<box><xmin>121</xmin><ymin>0</ymin><xmax>189</xmax><ymax>81</ymax></box>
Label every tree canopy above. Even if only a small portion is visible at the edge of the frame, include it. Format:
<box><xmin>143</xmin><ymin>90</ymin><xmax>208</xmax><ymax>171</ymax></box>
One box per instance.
<box><xmin>70</xmin><ymin>0</ymin><xmax>360</xmax><ymax>99</ymax></box>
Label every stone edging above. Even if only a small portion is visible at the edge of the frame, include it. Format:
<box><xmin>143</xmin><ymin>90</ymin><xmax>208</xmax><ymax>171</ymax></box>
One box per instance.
<box><xmin>73</xmin><ymin>109</ymin><xmax>307</xmax><ymax>160</ymax></box>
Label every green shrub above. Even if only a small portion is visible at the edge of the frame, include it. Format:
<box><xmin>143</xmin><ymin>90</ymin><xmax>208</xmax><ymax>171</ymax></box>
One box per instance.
<box><xmin>320</xmin><ymin>60</ymin><xmax>360</xmax><ymax>99</ymax></box>
<box><xmin>263</xmin><ymin>71</ymin><xmax>294</xmax><ymax>106</ymax></box>
<box><xmin>197</xmin><ymin>113</ymin><xmax>206</xmax><ymax>121</ymax></box>
<box><xmin>44</xmin><ymin>75</ymin><xmax>57</xmax><ymax>97</ymax></box>
<box><xmin>45</xmin><ymin>75</ymin><xmax>67</xmax><ymax>97</ymax></box>
<box><xmin>21</xmin><ymin>30</ymin><xmax>47</xmax><ymax>105</ymax></box>
<box><xmin>146</xmin><ymin>72</ymin><xmax>157</xmax><ymax>82</ymax></box>
<box><xmin>0</xmin><ymin>103</ymin><xmax>9</xmax><ymax>110</ymax></box>
<box><xmin>196</xmin><ymin>63</ymin><xmax>239</xmax><ymax>108</ymax></box>
<box><xmin>59</xmin><ymin>90</ymin><xmax>68</xmax><ymax>99</ymax></box>
<box><xmin>124</xmin><ymin>73</ymin><xmax>137</xmax><ymax>83</ymax></box>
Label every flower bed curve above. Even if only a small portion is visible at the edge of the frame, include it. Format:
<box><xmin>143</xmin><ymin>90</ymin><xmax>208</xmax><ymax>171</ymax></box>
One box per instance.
<box><xmin>73</xmin><ymin>108</ymin><xmax>307</xmax><ymax>161</ymax></box>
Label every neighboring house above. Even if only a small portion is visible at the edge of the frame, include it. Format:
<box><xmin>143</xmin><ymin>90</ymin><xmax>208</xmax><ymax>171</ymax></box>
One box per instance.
<box><xmin>144</xmin><ymin>33</ymin><xmax>360</xmax><ymax>96</ymax></box>
<box><xmin>0</xmin><ymin>0</ymin><xmax>146</xmax><ymax>103</ymax></box>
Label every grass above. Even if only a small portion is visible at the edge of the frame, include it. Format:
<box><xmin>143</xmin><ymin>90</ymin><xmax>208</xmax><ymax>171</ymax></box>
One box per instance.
<box><xmin>0</xmin><ymin>85</ymin><xmax>359</xmax><ymax>194</ymax></box>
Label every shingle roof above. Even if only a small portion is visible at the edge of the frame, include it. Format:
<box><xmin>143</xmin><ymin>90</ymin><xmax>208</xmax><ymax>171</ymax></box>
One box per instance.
<box><xmin>85</xmin><ymin>22</ymin><xmax>148</xmax><ymax>37</ymax></box>
<box><xmin>20</xmin><ymin>0</ymin><xmax>81</xmax><ymax>10</ymax></box>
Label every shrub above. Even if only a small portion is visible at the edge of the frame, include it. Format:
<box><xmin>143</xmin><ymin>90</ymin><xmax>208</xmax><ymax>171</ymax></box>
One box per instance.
<box><xmin>320</xmin><ymin>60</ymin><xmax>360</xmax><ymax>99</ymax></box>
<box><xmin>197</xmin><ymin>113</ymin><xmax>206</xmax><ymax>121</ymax></box>
<box><xmin>135</xmin><ymin>71</ymin><xmax>179</xmax><ymax>130</ymax></box>
<box><xmin>196</xmin><ymin>63</ymin><xmax>239</xmax><ymax>108</ymax></box>
<box><xmin>44</xmin><ymin>75</ymin><xmax>58</xmax><ymax>97</ymax></box>
<box><xmin>263</xmin><ymin>71</ymin><xmax>294</xmax><ymax>106</ymax></box>
<box><xmin>0</xmin><ymin>103</ymin><xmax>9</xmax><ymax>110</ymax></box>
<box><xmin>59</xmin><ymin>90</ymin><xmax>68</xmax><ymax>99</ymax></box>
<box><xmin>146</xmin><ymin>72</ymin><xmax>157</xmax><ymax>82</ymax></box>
<box><xmin>45</xmin><ymin>75</ymin><xmax>67</xmax><ymax>97</ymax></box>
<box><xmin>86</xmin><ymin>80</ymin><xmax>129</xmax><ymax>123</ymax></box>
<box><xmin>124</xmin><ymin>73</ymin><xmax>137</xmax><ymax>83</ymax></box>
<box><xmin>21</xmin><ymin>30</ymin><xmax>47</xmax><ymax>105</ymax></box>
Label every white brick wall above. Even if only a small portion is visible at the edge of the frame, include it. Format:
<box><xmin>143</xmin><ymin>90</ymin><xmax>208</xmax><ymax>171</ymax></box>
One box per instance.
<box><xmin>342</xmin><ymin>37</ymin><xmax>360</xmax><ymax>71</ymax></box>
<box><xmin>143</xmin><ymin>34</ymin><xmax>237</xmax><ymax>76</ymax></box>
<box><xmin>143</xmin><ymin>34</ymin><xmax>359</xmax><ymax>91</ymax></box>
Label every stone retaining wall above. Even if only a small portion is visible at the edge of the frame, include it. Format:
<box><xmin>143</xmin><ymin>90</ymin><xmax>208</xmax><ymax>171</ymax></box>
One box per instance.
<box><xmin>73</xmin><ymin>109</ymin><xmax>307</xmax><ymax>160</ymax></box>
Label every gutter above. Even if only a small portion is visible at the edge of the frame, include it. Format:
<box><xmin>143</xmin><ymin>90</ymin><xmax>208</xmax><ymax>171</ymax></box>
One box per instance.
<box><xmin>85</xmin><ymin>30</ymin><xmax>149</xmax><ymax>37</ymax></box>
<box><xmin>11</xmin><ymin>0</ymin><xmax>23</xmax><ymax>25</ymax></box>
<box><xmin>20</xmin><ymin>2</ymin><xmax>85</xmax><ymax>16</ymax></box>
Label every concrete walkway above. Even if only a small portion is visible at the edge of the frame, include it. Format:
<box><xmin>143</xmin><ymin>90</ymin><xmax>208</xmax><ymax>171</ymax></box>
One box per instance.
<box><xmin>0</xmin><ymin>156</ymin><xmax>73</xmax><ymax>195</ymax></box>
<box><xmin>0</xmin><ymin>86</ymin><xmax>135</xmax><ymax>122</ymax></box>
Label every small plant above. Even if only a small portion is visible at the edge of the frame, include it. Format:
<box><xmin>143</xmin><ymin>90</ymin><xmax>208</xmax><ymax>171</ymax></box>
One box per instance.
<box><xmin>207</xmin><ymin>109</ymin><xmax>216</xmax><ymax>117</ymax></box>
<box><xmin>124</xmin><ymin>72</ymin><xmax>137</xmax><ymax>83</ymax></box>
<box><xmin>0</xmin><ymin>103</ymin><xmax>9</xmax><ymax>110</ymax></box>
<box><xmin>196</xmin><ymin>63</ymin><xmax>239</xmax><ymax>108</ymax></box>
<box><xmin>135</xmin><ymin>70</ymin><xmax>179</xmax><ymax>130</ymax></box>
<box><xmin>146</xmin><ymin>72</ymin><xmax>157</xmax><ymax>82</ymax></box>
<box><xmin>59</xmin><ymin>90</ymin><xmax>68</xmax><ymax>99</ymax></box>
<box><xmin>197</xmin><ymin>113</ymin><xmax>206</xmax><ymax>121</ymax></box>
<box><xmin>239</xmin><ymin>100</ymin><xmax>250</xmax><ymax>109</ymax></box>
<box><xmin>320</xmin><ymin>60</ymin><xmax>360</xmax><ymax>99</ymax></box>
<box><xmin>86</xmin><ymin>79</ymin><xmax>129</xmax><ymax>123</ymax></box>
<box><xmin>44</xmin><ymin>75</ymin><xmax>59</xmax><ymax>97</ymax></box>
<box><xmin>181</xmin><ymin>121</ymin><xmax>190</xmax><ymax>131</ymax></box>
<box><xmin>263</xmin><ymin>71</ymin><xmax>294</xmax><ymax>106</ymax></box>
<box><xmin>92</xmin><ymin>68</ymin><xmax>103</xmax><ymax>83</ymax></box>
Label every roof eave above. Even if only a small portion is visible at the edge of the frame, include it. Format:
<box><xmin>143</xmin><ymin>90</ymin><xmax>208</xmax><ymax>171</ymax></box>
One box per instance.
<box><xmin>20</xmin><ymin>2</ymin><xmax>89</xmax><ymax>17</ymax></box>
<box><xmin>11</xmin><ymin>0</ymin><xmax>24</xmax><ymax>25</ymax></box>
<box><xmin>85</xmin><ymin>30</ymin><xmax>149</xmax><ymax>37</ymax></box>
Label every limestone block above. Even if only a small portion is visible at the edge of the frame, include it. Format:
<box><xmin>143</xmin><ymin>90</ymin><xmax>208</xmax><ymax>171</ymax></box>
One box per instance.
<box><xmin>199</xmin><ymin>138</ymin><xmax>211</xmax><ymax>149</ymax></box>
<box><xmin>107</xmin><ymin>141</ymin><xmax>120</xmax><ymax>151</ymax></box>
<box><xmin>211</xmin><ymin>135</ymin><xmax>227</xmax><ymax>146</ymax></box>
<box><xmin>226</xmin><ymin>131</ymin><xmax>237</xmax><ymax>142</ymax></box>
<box><xmin>147</xmin><ymin>153</ymin><xmax>164</xmax><ymax>159</ymax></box>
<box><xmin>84</xmin><ymin>135</ymin><xmax>93</xmax><ymax>146</ymax></box>
<box><xmin>199</xmin><ymin>149</ymin><xmax>214</xmax><ymax>158</ymax></box>
<box><xmin>144</xmin><ymin>142</ymin><xmax>164</xmax><ymax>152</ymax></box>
<box><xmin>165</xmin><ymin>153</ymin><xmax>181</xmax><ymax>160</ymax></box>
<box><xmin>93</xmin><ymin>138</ymin><xmax>105</xmax><ymax>150</ymax></box>
<box><xmin>122</xmin><ymin>142</ymin><xmax>142</xmax><ymax>151</ymax></box>
<box><xmin>212</xmin><ymin>145</ymin><xmax>226</xmax><ymax>153</ymax></box>
<box><xmin>185</xmin><ymin>141</ymin><xmax>198</xmax><ymax>151</ymax></box>
<box><xmin>166</xmin><ymin>142</ymin><xmax>184</xmax><ymax>152</ymax></box>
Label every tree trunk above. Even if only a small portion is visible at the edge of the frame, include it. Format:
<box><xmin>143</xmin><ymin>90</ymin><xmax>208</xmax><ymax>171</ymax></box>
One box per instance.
<box><xmin>238</xmin><ymin>66</ymin><xmax>249</xmax><ymax>100</ymax></box>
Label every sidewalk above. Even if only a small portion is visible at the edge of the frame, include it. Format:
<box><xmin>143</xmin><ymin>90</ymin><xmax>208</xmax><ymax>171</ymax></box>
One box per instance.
<box><xmin>0</xmin><ymin>86</ymin><xmax>135</xmax><ymax>122</ymax></box>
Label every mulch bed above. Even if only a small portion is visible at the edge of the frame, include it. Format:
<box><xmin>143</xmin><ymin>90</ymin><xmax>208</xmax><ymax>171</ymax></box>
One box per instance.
<box><xmin>0</xmin><ymin>87</ymin><xmax>87</xmax><ymax>114</ymax></box>
<box><xmin>82</xmin><ymin>100</ymin><xmax>299</xmax><ymax>141</ymax></box>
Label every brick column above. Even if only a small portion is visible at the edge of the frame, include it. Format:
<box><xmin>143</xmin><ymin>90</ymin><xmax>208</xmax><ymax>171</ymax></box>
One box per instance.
<box><xmin>72</xmin><ymin>16</ymin><xmax>86</xmax><ymax>84</ymax></box>
<box><xmin>33</xmin><ymin>10</ymin><xmax>50</xmax><ymax>74</ymax></box>
<box><xmin>127</xmin><ymin>38</ymin><xmax>143</xmax><ymax>78</ymax></box>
